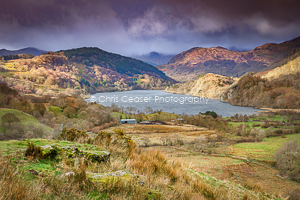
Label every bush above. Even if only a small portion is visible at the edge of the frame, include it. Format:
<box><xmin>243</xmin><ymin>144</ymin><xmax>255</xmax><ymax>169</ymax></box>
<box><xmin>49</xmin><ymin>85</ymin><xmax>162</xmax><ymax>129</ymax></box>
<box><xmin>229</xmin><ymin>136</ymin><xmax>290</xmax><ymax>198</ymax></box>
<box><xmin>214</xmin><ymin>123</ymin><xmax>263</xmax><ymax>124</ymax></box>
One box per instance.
<box><xmin>34</xmin><ymin>103</ymin><xmax>46</xmax><ymax>116</ymax></box>
<box><xmin>194</xmin><ymin>135</ymin><xmax>207</xmax><ymax>151</ymax></box>
<box><xmin>1</xmin><ymin>113</ymin><xmax>21</xmax><ymax>134</ymax></box>
<box><xmin>1</xmin><ymin>112</ymin><xmax>20</xmax><ymax>124</ymax></box>
<box><xmin>274</xmin><ymin>140</ymin><xmax>300</xmax><ymax>182</ymax></box>
<box><xmin>57</xmin><ymin>127</ymin><xmax>89</xmax><ymax>142</ymax></box>
<box><xmin>202</xmin><ymin>111</ymin><xmax>218</xmax><ymax>118</ymax></box>
<box><xmin>249</xmin><ymin>128</ymin><xmax>260</xmax><ymax>137</ymax></box>
<box><xmin>257</xmin><ymin>129</ymin><xmax>266</xmax><ymax>141</ymax></box>
<box><xmin>63</xmin><ymin>107</ymin><xmax>77</xmax><ymax>118</ymax></box>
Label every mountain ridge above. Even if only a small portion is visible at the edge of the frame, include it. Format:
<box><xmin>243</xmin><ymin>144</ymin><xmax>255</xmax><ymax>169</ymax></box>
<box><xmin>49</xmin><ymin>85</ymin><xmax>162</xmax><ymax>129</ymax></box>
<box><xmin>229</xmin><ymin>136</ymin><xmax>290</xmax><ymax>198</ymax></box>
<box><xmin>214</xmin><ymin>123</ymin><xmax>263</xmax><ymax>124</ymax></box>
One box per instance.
<box><xmin>0</xmin><ymin>47</ymin><xmax>47</xmax><ymax>56</ymax></box>
<box><xmin>157</xmin><ymin>36</ymin><xmax>300</xmax><ymax>82</ymax></box>
<box><xmin>0</xmin><ymin>47</ymin><xmax>175</xmax><ymax>96</ymax></box>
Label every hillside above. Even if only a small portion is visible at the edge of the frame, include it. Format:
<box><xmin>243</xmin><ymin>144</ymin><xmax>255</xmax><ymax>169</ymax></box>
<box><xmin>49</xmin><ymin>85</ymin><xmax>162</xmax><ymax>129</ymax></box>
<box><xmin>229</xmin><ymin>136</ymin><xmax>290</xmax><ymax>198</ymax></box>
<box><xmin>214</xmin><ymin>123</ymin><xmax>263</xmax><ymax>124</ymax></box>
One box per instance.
<box><xmin>164</xmin><ymin>73</ymin><xmax>238</xmax><ymax>99</ymax></box>
<box><xmin>221</xmin><ymin>72</ymin><xmax>300</xmax><ymax>109</ymax></box>
<box><xmin>0</xmin><ymin>47</ymin><xmax>47</xmax><ymax>57</ymax></box>
<box><xmin>220</xmin><ymin>47</ymin><xmax>300</xmax><ymax>109</ymax></box>
<box><xmin>62</xmin><ymin>47</ymin><xmax>171</xmax><ymax>80</ymax></box>
<box><xmin>0</xmin><ymin>48</ymin><xmax>174</xmax><ymax>96</ymax></box>
<box><xmin>157</xmin><ymin>36</ymin><xmax>300</xmax><ymax>82</ymax></box>
<box><xmin>0</xmin><ymin>108</ymin><xmax>54</xmax><ymax>140</ymax></box>
<box><xmin>255</xmin><ymin>47</ymin><xmax>300</xmax><ymax>80</ymax></box>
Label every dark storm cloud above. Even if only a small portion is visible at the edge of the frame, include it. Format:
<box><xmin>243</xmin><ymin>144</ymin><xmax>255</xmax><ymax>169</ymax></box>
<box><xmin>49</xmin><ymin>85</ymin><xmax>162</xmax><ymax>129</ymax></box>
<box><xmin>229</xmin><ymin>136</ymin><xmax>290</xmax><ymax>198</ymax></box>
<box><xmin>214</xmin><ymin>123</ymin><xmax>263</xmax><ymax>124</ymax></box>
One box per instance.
<box><xmin>0</xmin><ymin>0</ymin><xmax>299</xmax><ymax>55</ymax></box>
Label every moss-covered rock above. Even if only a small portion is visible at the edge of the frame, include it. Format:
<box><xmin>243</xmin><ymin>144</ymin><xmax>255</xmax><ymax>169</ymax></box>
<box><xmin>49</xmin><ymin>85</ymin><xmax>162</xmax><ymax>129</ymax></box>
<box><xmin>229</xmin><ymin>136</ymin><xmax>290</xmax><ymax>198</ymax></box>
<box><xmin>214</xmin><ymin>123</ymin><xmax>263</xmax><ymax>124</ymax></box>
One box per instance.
<box><xmin>82</xmin><ymin>150</ymin><xmax>110</xmax><ymax>163</ymax></box>
<box><xmin>40</xmin><ymin>145</ymin><xmax>59</xmax><ymax>159</ymax></box>
<box><xmin>61</xmin><ymin>146</ymin><xmax>110</xmax><ymax>163</ymax></box>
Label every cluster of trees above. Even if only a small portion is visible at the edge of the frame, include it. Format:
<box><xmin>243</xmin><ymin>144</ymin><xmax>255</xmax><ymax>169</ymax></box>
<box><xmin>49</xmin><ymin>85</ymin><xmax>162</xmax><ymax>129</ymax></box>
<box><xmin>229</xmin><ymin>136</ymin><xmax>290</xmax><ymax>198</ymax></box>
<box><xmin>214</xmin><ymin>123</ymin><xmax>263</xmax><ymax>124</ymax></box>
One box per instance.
<box><xmin>183</xmin><ymin>113</ymin><xmax>229</xmax><ymax>132</ymax></box>
<box><xmin>0</xmin><ymin>82</ymin><xmax>120</xmax><ymax>140</ymax></box>
<box><xmin>222</xmin><ymin>73</ymin><xmax>300</xmax><ymax>108</ymax></box>
<box><xmin>38</xmin><ymin>93</ymin><xmax>117</xmax><ymax>132</ymax></box>
<box><xmin>0</xmin><ymin>83</ymin><xmax>40</xmax><ymax>114</ymax></box>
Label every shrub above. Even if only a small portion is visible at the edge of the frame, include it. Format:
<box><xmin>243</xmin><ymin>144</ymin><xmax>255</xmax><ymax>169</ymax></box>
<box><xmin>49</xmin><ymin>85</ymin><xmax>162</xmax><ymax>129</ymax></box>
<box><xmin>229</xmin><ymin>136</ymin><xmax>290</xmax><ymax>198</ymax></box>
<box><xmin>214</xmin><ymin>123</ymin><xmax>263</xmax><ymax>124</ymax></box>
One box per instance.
<box><xmin>94</xmin><ymin>131</ymin><xmax>112</xmax><ymax>146</ymax></box>
<box><xmin>140</xmin><ymin>137</ymin><xmax>151</xmax><ymax>147</ymax></box>
<box><xmin>57</xmin><ymin>128</ymin><xmax>89</xmax><ymax>142</ymax></box>
<box><xmin>257</xmin><ymin>129</ymin><xmax>266</xmax><ymax>141</ymax></box>
<box><xmin>202</xmin><ymin>111</ymin><xmax>218</xmax><ymax>118</ymax></box>
<box><xmin>24</xmin><ymin>140</ymin><xmax>43</xmax><ymax>159</ymax></box>
<box><xmin>1</xmin><ymin>113</ymin><xmax>21</xmax><ymax>134</ymax></box>
<box><xmin>249</xmin><ymin>128</ymin><xmax>260</xmax><ymax>137</ymax></box>
<box><xmin>194</xmin><ymin>135</ymin><xmax>208</xmax><ymax>151</ymax></box>
<box><xmin>63</xmin><ymin>106</ymin><xmax>77</xmax><ymax>118</ymax></box>
<box><xmin>274</xmin><ymin>140</ymin><xmax>300</xmax><ymax>182</ymax></box>
<box><xmin>34</xmin><ymin>103</ymin><xmax>46</xmax><ymax>116</ymax></box>
<box><xmin>1</xmin><ymin>112</ymin><xmax>20</xmax><ymax>124</ymax></box>
<box><xmin>274</xmin><ymin>129</ymin><xmax>283</xmax><ymax>135</ymax></box>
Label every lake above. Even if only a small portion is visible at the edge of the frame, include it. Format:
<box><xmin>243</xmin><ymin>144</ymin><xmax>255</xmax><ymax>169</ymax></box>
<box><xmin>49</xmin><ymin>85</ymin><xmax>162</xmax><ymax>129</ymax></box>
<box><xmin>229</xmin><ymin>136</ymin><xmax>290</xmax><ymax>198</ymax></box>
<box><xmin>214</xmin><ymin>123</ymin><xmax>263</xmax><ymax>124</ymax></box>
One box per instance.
<box><xmin>88</xmin><ymin>90</ymin><xmax>263</xmax><ymax>117</ymax></box>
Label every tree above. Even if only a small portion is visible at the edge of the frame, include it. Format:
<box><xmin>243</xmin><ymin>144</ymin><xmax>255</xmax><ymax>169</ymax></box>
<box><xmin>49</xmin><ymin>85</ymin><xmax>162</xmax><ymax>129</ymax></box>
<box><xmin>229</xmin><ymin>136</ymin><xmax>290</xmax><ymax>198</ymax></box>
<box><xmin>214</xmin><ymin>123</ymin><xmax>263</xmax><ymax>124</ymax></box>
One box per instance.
<box><xmin>144</xmin><ymin>107</ymin><xmax>153</xmax><ymax>114</ymax></box>
<box><xmin>1</xmin><ymin>113</ymin><xmax>21</xmax><ymax>134</ymax></box>
<box><xmin>34</xmin><ymin>103</ymin><xmax>46</xmax><ymax>116</ymax></box>
<box><xmin>63</xmin><ymin>107</ymin><xmax>77</xmax><ymax>118</ymax></box>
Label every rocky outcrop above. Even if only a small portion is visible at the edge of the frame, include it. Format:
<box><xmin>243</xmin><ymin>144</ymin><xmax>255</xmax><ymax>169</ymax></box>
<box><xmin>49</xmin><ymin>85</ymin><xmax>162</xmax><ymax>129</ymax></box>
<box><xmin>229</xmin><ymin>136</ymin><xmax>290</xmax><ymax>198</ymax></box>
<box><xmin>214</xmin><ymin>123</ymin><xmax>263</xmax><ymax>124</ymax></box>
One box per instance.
<box><xmin>259</xmin><ymin>56</ymin><xmax>300</xmax><ymax>80</ymax></box>
<box><xmin>164</xmin><ymin>73</ymin><xmax>238</xmax><ymax>99</ymax></box>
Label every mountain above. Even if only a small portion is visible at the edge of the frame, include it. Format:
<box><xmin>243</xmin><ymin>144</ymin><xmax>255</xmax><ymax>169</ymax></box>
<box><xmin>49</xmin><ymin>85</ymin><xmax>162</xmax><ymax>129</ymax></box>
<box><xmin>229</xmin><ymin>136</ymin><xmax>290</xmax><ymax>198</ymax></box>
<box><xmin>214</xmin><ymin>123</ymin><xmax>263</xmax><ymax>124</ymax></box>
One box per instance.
<box><xmin>220</xmin><ymin>50</ymin><xmax>300</xmax><ymax>109</ymax></box>
<box><xmin>133</xmin><ymin>51</ymin><xmax>176</xmax><ymax>66</ymax></box>
<box><xmin>0</xmin><ymin>47</ymin><xmax>47</xmax><ymax>56</ymax></box>
<box><xmin>164</xmin><ymin>73</ymin><xmax>238</xmax><ymax>99</ymax></box>
<box><xmin>157</xmin><ymin>36</ymin><xmax>300</xmax><ymax>82</ymax></box>
<box><xmin>61</xmin><ymin>48</ymin><xmax>172</xmax><ymax>81</ymax></box>
<box><xmin>0</xmin><ymin>47</ymin><xmax>174</xmax><ymax>96</ymax></box>
<box><xmin>257</xmin><ymin>50</ymin><xmax>300</xmax><ymax>81</ymax></box>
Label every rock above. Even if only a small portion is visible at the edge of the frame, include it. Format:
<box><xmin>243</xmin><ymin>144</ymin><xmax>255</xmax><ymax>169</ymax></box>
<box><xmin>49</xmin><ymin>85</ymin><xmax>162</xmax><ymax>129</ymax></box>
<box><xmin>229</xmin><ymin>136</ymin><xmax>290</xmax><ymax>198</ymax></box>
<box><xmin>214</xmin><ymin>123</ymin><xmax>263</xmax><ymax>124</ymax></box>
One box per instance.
<box><xmin>61</xmin><ymin>146</ymin><xmax>110</xmax><ymax>163</ymax></box>
<box><xmin>28</xmin><ymin>169</ymin><xmax>39</xmax><ymax>176</ymax></box>
<box><xmin>40</xmin><ymin>145</ymin><xmax>59</xmax><ymax>159</ymax></box>
<box><xmin>64</xmin><ymin>171</ymin><xmax>75</xmax><ymax>176</ymax></box>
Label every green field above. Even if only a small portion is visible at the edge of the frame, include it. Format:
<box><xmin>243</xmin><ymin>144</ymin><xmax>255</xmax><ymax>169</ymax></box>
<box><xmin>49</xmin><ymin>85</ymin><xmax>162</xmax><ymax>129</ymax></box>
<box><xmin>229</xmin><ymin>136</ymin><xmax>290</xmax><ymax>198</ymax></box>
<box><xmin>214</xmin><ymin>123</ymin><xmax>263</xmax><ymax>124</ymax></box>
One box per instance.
<box><xmin>230</xmin><ymin>134</ymin><xmax>300</xmax><ymax>161</ymax></box>
<box><xmin>0</xmin><ymin>109</ymin><xmax>40</xmax><ymax>126</ymax></box>
<box><xmin>0</xmin><ymin>108</ymin><xmax>53</xmax><ymax>133</ymax></box>
<box><xmin>111</xmin><ymin>111</ymin><xmax>127</xmax><ymax>119</ymax></box>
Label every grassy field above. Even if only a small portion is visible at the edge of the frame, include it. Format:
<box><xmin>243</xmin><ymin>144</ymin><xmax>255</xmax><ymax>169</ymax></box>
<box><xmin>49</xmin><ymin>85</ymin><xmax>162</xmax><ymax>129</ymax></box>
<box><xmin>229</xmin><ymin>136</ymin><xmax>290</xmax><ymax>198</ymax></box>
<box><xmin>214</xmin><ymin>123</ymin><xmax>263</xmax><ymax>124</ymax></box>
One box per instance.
<box><xmin>229</xmin><ymin>134</ymin><xmax>300</xmax><ymax>161</ymax></box>
<box><xmin>0</xmin><ymin>108</ymin><xmax>54</xmax><ymax>134</ymax></box>
<box><xmin>0</xmin><ymin>108</ymin><xmax>40</xmax><ymax>126</ymax></box>
<box><xmin>0</xmin><ymin>137</ymin><xmax>284</xmax><ymax>199</ymax></box>
<box><xmin>102</xmin><ymin>124</ymin><xmax>214</xmax><ymax>145</ymax></box>
<box><xmin>111</xmin><ymin>111</ymin><xmax>127</xmax><ymax>119</ymax></box>
<box><xmin>147</xmin><ymin>141</ymin><xmax>300</xmax><ymax>196</ymax></box>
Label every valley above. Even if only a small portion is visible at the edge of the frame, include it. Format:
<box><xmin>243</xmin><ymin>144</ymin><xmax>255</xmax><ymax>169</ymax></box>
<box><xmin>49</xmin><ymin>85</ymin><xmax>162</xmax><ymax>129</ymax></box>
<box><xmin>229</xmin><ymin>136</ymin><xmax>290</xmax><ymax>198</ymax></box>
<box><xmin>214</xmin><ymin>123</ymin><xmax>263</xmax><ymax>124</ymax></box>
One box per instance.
<box><xmin>0</xmin><ymin>36</ymin><xmax>300</xmax><ymax>200</ymax></box>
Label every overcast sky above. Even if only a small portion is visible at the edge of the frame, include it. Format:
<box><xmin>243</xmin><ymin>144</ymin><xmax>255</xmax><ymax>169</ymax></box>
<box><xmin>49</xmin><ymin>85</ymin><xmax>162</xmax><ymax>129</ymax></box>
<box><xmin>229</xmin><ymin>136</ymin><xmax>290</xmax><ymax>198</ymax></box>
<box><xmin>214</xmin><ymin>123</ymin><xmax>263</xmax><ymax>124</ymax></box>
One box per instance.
<box><xmin>0</xmin><ymin>0</ymin><xmax>300</xmax><ymax>56</ymax></box>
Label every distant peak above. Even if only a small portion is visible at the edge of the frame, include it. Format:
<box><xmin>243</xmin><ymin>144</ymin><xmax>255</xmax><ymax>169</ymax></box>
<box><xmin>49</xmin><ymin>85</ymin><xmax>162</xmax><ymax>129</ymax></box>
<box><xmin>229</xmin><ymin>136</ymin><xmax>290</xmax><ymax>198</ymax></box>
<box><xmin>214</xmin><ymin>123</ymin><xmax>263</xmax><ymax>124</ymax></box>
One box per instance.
<box><xmin>149</xmin><ymin>51</ymin><xmax>160</xmax><ymax>57</ymax></box>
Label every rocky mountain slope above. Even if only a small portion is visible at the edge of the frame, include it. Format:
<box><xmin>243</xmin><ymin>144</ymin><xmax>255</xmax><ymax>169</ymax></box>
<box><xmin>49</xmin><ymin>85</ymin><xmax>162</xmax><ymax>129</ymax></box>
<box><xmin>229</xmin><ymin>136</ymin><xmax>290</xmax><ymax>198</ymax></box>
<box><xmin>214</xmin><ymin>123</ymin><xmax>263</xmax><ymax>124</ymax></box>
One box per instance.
<box><xmin>255</xmin><ymin>47</ymin><xmax>300</xmax><ymax>80</ymax></box>
<box><xmin>220</xmin><ymin>50</ymin><xmax>300</xmax><ymax>109</ymax></box>
<box><xmin>0</xmin><ymin>48</ymin><xmax>174</xmax><ymax>96</ymax></box>
<box><xmin>157</xmin><ymin>36</ymin><xmax>300</xmax><ymax>82</ymax></box>
<box><xmin>164</xmin><ymin>73</ymin><xmax>238</xmax><ymax>99</ymax></box>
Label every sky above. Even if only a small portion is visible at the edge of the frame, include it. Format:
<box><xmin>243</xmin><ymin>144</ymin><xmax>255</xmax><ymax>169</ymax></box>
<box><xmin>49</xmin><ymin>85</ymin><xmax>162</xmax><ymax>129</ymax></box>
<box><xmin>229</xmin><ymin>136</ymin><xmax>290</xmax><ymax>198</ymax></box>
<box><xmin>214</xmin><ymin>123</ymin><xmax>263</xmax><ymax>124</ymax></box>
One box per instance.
<box><xmin>0</xmin><ymin>0</ymin><xmax>300</xmax><ymax>56</ymax></box>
